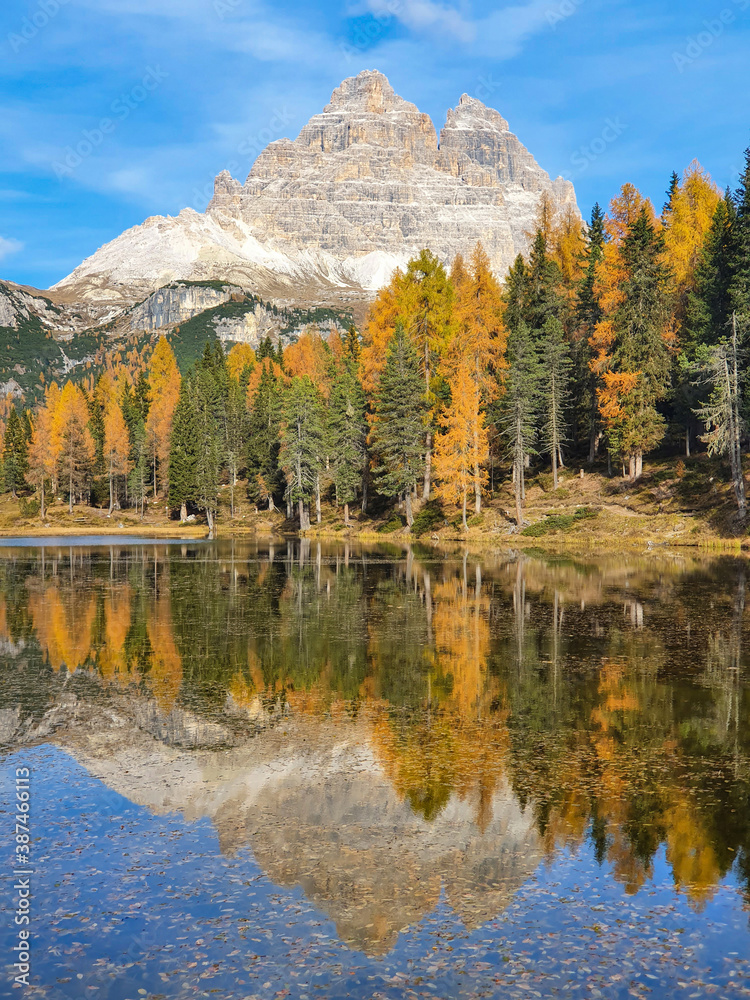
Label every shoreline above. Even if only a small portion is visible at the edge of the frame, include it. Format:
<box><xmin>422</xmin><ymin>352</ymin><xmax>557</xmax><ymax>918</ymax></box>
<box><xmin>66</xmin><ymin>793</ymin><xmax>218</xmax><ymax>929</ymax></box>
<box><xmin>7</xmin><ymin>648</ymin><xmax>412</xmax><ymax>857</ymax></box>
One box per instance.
<box><xmin>0</xmin><ymin>519</ymin><xmax>747</xmax><ymax>554</ymax></box>
<box><xmin>2</xmin><ymin>455</ymin><xmax>748</xmax><ymax>552</ymax></box>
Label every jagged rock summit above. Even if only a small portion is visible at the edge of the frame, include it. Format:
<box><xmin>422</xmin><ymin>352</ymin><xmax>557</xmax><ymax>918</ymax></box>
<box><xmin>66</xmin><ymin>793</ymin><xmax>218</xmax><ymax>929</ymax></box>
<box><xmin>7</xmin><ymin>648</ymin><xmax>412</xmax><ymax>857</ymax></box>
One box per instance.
<box><xmin>55</xmin><ymin>70</ymin><xmax>578</xmax><ymax>307</ymax></box>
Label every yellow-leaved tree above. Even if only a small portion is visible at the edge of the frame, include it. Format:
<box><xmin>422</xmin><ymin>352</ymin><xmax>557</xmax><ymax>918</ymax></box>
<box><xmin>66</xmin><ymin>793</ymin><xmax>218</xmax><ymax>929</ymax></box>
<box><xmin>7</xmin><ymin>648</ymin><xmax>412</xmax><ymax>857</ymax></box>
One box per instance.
<box><xmin>145</xmin><ymin>336</ymin><xmax>181</xmax><ymax>496</ymax></box>
<box><xmin>103</xmin><ymin>389</ymin><xmax>131</xmax><ymax>513</ymax></box>
<box><xmin>226</xmin><ymin>342</ymin><xmax>256</xmax><ymax>382</ymax></box>
<box><xmin>662</xmin><ymin>160</ymin><xmax>721</xmax><ymax>321</ymax></box>
<box><xmin>361</xmin><ymin>250</ymin><xmax>454</xmax><ymax>499</ymax></box>
<box><xmin>27</xmin><ymin>405</ymin><xmax>54</xmax><ymax>519</ymax></box>
<box><xmin>449</xmin><ymin>243</ymin><xmax>507</xmax><ymax>512</ymax></box>
<box><xmin>433</xmin><ymin>358</ymin><xmax>489</xmax><ymax>528</ymax></box>
<box><xmin>55</xmin><ymin>382</ymin><xmax>95</xmax><ymax>512</ymax></box>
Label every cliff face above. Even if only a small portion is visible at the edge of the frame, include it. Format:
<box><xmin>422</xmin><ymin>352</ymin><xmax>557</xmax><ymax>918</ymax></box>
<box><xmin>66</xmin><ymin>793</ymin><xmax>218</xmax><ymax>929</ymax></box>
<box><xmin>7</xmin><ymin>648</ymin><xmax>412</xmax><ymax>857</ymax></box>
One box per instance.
<box><xmin>128</xmin><ymin>283</ymin><xmax>241</xmax><ymax>332</ymax></box>
<box><xmin>209</xmin><ymin>70</ymin><xmax>577</xmax><ymax>278</ymax></box>
<box><xmin>54</xmin><ymin>70</ymin><xmax>578</xmax><ymax>307</ymax></box>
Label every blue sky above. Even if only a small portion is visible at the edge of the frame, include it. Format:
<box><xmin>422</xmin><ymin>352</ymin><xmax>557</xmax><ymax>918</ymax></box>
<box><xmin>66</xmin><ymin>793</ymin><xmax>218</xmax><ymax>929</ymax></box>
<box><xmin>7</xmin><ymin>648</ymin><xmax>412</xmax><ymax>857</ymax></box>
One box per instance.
<box><xmin>0</xmin><ymin>0</ymin><xmax>749</xmax><ymax>290</ymax></box>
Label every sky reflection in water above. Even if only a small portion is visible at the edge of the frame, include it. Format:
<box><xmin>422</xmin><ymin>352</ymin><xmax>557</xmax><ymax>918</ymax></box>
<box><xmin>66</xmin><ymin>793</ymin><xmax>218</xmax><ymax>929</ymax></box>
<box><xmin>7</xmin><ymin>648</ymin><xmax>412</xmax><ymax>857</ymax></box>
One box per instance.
<box><xmin>0</xmin><ymin>540</ymin><xmax>749</xmax><ymax>999</ymax></box>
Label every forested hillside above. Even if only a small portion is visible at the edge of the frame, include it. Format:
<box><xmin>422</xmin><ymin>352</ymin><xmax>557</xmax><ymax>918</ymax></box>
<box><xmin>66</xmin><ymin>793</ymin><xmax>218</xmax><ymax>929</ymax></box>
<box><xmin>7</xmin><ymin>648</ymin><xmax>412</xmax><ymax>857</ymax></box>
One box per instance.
<box><xmin>1</xmin><ymin>150</ymin><xmax>749</xmax><ymax>538</ymax></box>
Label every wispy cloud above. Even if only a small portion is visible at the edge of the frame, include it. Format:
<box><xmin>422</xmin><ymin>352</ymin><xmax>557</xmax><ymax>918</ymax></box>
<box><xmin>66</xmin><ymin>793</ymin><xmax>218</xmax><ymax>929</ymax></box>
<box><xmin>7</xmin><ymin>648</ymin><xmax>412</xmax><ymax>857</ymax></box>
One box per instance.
<box><xmin>360</xmin><ymin>0</ymin><xmax>559</xmax><ymax>51</ymax></box>
<box><xmin>363</xmin><ymin>0</ymin><xmax>476</xmax><ymax>43</ymax></box>
<box><xmin>0</xmin><ymin>236</ymin><xmax>24</xmax><ymax>261</ymax></box>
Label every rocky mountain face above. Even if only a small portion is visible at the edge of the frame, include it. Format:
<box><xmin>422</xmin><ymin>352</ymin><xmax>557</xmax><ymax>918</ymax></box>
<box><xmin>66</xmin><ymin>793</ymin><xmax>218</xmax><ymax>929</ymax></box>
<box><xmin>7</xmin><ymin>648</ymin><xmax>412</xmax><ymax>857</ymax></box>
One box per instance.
<box><xmin>54</xmin><ymin>70</ymin><xmax>578</xmax><ymax>308</ymax></box>
<box><xmin>0</xmin><ymin>71</ymin><xmax>577</xmax><ymax>397</ymax></box>
<box><xmin>0</xmin><ymin>276</ymin><xmax>352</xmax><ymax>401</ymax></box>
<box><xmin>127</xmin><ymin>283</ymin><xmax>241</xmax><ymax>332</ymax></box>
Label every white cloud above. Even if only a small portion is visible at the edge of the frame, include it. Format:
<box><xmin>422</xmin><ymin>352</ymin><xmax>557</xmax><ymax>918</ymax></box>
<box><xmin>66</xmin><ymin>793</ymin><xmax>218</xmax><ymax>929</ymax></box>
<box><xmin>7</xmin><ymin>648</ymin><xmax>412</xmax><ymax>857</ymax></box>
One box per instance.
<box><xmin>0</xmin><ymin>236</ymin><xmax>24</xmax><ymax>261</ymax></box>
<box><xmin>364</xmin><ymin>0</ymin><xmax>476</xmax><ymax>42</ymax></box>
<box><xmin>360</xmin><ymin>0</ymin><xmax>560</xmax><ymax>50</ymax></box>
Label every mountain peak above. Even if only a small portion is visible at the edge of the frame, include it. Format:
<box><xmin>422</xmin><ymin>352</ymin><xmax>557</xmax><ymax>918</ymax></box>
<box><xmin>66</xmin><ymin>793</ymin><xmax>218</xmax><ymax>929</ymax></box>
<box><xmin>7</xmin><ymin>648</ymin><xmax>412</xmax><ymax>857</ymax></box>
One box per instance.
<box><xmin>324</xmin><ymin>70</ymin><xmax>418</xmax><ymax>115</ymax></box>
<box><xmin>56</xmin><ymin>71</ymin><xmax>578</xmax><ymax>306</ymax></box>
<box><xmin>444</xmin><ymin>93</ymin><xmax>509</xmax><ymax>134</ymax></box>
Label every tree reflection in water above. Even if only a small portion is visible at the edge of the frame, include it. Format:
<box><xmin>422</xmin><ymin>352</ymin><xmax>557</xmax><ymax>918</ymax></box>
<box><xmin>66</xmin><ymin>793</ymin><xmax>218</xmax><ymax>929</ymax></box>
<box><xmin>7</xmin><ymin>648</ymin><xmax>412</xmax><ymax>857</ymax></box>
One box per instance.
<box><xmin>1</xmin><ymin>540</ymin><xmax>750</xmax><ymax>955</ymax></box>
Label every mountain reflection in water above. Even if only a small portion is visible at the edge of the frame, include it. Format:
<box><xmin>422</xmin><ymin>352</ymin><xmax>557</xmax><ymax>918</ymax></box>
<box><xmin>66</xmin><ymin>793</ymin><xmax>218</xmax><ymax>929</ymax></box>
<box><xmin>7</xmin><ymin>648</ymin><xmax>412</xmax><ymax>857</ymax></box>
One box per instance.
<box><xmin>1</xmin><ymin>540</ymin><xmax>749</xmax><ymax>967</ymax></box>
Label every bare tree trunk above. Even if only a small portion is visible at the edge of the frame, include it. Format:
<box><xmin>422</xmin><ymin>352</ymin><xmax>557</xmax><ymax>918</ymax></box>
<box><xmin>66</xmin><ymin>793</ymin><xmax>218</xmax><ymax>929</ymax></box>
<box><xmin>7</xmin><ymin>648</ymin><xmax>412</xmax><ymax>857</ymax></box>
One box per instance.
<box><xmin>268</xmin><ymin>495</ymin><xmax>275</xmax><ymax>512</ymax></box>
<box><xmin>344</xmin><ymin>502</ymin><xmax>350</xmax><ymax>526</ymax></box>
<box><xmin>686</xmin><ymin>426</ymin><xmax>691</xmax><ymax>458</ymax></box>
<box><xmin>514</xmin><ymin>477</ymin><xmax>523</xmax><ymax>529</ymax></box>
<box><xmin>423</xmin><ymin>343</ymin><xmax>432</xmax><ymax>500</ymax></box>
<box><xmin>298</xmin><ymin>499</ymin><xmax>310</xmax><ymax>531</ymax></box>
<box><xmin>729</xmin><ymin>315</ymin><xmax>746</xmax><ymax>516</ymax></box>
<box><xmin>108</xmin><ymin>471</ymin><xmax>114</xmax><ymax>515</ymax></box>
<box><xmin>180</xmin><ymin>502</ymin><xmax>187</xmax><ymax>522</ymax></box>
<box><xmin>315</xmin><ymin>474</ymin><xmax>322</xmax><ymax>524</ymax></box>
<box><xmin>423</xmin><ymin>431</ymin><xmax>432</xmax><ymax>500</ymax></box>
<box><xmin>552</xmin><ymin>439</ymin><xmax>558</xmax><ymax>491</ymax></box>
<box><xmin>474</xmin><ymin>460</ymin><xmax>481</xmax><ymax>514</ymax></box>
<box><xmin>69</xmin><ymin>471</ymin><xmax>73</xmax><ymax>514</ymax></box>
<box><xmin>514</xmin><ymin>416</ymin><xmax>524</xmax><ymax>528</ymax></box>
<box><xmin>462</xmin><ymin>492</ymin><xmax>467</xmax><ymax>529</ymax></box>
<box><xmin>405</xmin><ymin>490</ymin><xmax>413</xmax><ymax>527</ymax></box>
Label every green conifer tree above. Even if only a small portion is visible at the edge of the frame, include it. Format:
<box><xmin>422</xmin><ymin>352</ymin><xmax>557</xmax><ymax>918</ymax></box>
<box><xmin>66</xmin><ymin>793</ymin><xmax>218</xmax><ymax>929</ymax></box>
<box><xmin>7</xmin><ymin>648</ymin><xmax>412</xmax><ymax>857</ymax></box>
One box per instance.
<box><xmin>247</xmin><ymin>364</ymin><xmax>284</xmax><ymax>510</ymax></box>
<box><xmin>3</xmin><ymin>408</ymin><xmax>28</xmax><ymax>498</ymax></box>
<box><xmin>663</xmin><ymin>170</ymin><xmax>680</xmax><ymax>216</ymax></box>
<box><xmin>344</xmin><ymin>325</ymin><xmax>361</xmax><ymax>361</ymax></box>
<box><xmin>370</xmin><ymin>324</ymin><xmax>426</xmax><ymax>527</ymax></box>
<box><xmin>194</xmin><ymin>350</ymin><xmax>224</xmax><ymax>532</ymax></box>
<box><xmin>612</xmin><ymin>208</ymin><xmax>672</xmax><ymax>479</ymax></box>
<box><xmin>685</xmin><ymin>192</ymin><xmax>737</xmax><ymax>353</ymax></box>
<box><xmin>574</xmin><ymin>203</ymin><xmax>606</xmax><ymax>461</ymax></box>
<box><xmin>329</xmin><ymin>358</ymin><xmax>367</xmax><ymax>524</ymax></box>
<box><xmin>497</xmin><ymin>322</ymin><xmax>540</xmax><ymax>528</ymax></box>
<box><xmin>524</xmin><ymin>230</ymin><xmax>564</xmax><ymax>334</ymax></box>
<box><xmin>168</xmin><ymin>374</ymin><xmax>200</xmax><ymax>521</ymax></box>
<box><xmin>128</xmin><ymin>420</ymin><xmax>149</xmax><ymax>518</ymax></box>
<box><xmin>224</xmin><ymin>376</ymin><xmax>247</xmax><ymax>518</ymax></box>
<box><xmin>539</xmin><ymin>316</ymin><xmax>572</xmax><ymax>489</ymax></box>
<box><xmin>280</xmin><ymin>376</ymin><xmax>325</xmax><ymax>531</ymax></box>
<box><xmin>503</xmin><ymin>255</ymin><xmax>529</xmax><ymax>337</ymax></box>
<box><xmin>257</xmin><ymin>336</ymin><xmax>277</xmax><ymax>362</ymax></box>
<box><xmin>730</xmin><ymin>148</ymin><xmax>750</xmax><ymax>330</ymax></box>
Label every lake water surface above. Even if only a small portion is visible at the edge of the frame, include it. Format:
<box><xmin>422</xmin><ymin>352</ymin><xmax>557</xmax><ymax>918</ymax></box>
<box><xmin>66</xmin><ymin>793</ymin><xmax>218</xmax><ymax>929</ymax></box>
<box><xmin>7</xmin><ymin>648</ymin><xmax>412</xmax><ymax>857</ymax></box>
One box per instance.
<box><xmin>1</xmin><ymin>540</ymin><xmax>749</xmax><ymax>999</ymax></box>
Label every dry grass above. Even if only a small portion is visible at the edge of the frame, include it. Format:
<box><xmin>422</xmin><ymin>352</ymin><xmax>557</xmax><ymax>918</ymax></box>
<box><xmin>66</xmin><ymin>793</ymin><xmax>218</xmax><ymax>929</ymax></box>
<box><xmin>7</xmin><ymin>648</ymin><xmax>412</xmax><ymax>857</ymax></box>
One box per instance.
<box><xmin>3</xmin><ymin>454</ymin><xmax>749</xmax><ymax>550</ymax></box>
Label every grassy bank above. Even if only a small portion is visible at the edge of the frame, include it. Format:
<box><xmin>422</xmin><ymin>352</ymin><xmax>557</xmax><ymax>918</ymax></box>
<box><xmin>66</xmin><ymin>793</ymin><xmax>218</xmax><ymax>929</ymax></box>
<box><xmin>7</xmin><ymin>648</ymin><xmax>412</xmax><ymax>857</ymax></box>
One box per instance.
<box><xmin>1</xmin><ymin>453</ymin><xmax>749</xmax><ymax>550</ymax></box>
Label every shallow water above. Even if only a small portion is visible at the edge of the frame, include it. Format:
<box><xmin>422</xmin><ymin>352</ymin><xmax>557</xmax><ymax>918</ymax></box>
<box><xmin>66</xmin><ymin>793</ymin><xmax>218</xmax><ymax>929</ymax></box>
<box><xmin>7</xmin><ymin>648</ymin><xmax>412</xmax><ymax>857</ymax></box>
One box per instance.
<box><xmin>1</xmin><ymin>540</ymin><xmax>749</xmax><ymax>999</ymax></box>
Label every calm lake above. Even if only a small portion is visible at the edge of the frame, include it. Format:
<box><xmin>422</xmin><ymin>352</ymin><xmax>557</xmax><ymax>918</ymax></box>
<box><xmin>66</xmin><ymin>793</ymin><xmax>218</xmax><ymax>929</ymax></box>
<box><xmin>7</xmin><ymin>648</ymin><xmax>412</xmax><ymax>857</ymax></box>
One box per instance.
<box><xmin>1</xmin><ymin>540</ymin><xmax>749</xmax><ymax>999</ymax></box>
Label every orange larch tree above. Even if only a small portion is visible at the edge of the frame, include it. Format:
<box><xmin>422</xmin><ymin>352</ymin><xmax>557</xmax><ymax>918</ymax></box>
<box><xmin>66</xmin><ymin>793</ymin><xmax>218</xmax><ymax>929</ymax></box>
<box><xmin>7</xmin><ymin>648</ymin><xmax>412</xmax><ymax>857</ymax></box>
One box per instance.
<box><xmin>226</xmin><ymin>342</ymin><xmax>256</xmax><ymax>382</ymax></box>
<box><xmin>56</xmin><ymin>382</ymin><xmax>95</xmax><ymax>512</ymax></box>
<box><xmin>449</xmin><ymin>242</ymin><xmax>507</xmax><ymax>511</ymax></box>
<box><xmin>27</xmin><ymin>405</ymin><xmax>54</xmax><ymax>519</ymax></box>
<box><xmin>103</xmin><ymin>394</ymin><xmax>131</xmax><ymax>513</ymax></box>
<box><xmin>433</xmin><ymin>358</ymin><xmax>489</xmax><ymax>528</ymax></box>
<box><xmin>283</xmin><ymin>328</ymin><xmax>333</xmax><ymax>397</ymax></box>
<box><xmin>662</xmin><ymin>160</ymin><xmax>721</xmax><ymax>321</ymax></box>
<box><xmin>145</xmin><ymin>336</ymin><xmax>181</xmax><ymax>496</ymax></box>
